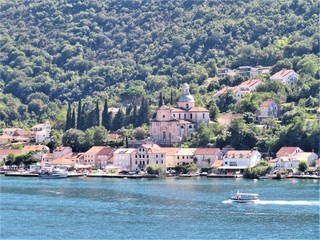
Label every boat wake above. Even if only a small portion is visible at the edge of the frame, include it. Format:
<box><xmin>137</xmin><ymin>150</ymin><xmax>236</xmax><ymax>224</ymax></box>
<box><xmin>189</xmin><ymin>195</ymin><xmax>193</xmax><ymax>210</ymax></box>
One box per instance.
<box><xmin>256</xmin><ymin>200</ymin><xmax>320</xmax><ymax>206</ymax></box>
<box><xmin>222</xmin><ymin>200</ymin><xmax>320</xmax><ymax>205</ymax></box>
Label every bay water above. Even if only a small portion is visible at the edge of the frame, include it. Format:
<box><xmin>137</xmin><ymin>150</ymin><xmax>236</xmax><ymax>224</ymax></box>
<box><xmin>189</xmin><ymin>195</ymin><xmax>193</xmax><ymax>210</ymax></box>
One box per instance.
<box><xmin>0</xmin><ymin>176</ymin><xmax>319</xmax><ymax>239</ymax></box>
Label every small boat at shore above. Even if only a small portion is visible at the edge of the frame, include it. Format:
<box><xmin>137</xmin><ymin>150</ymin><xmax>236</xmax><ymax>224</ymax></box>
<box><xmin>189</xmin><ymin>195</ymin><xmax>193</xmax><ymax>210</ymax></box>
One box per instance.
<box><xmin>227</xmin><ymin>191</ymin><xmax>259</xmax><ymax>203</ymax></box>
<box><xmin>39</xmin><ymin>171</ymin><xmax>68</xmax><ymax>179</ymax></box>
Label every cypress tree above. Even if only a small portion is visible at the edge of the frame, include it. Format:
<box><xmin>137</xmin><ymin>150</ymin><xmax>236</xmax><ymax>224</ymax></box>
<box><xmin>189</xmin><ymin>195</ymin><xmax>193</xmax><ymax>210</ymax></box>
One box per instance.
<box><xmin>132</xmin><ymin>104</ymin><xmax>138</xmax><ymax>127</ymax></box>
<box><xmin>102</xmin><ymin>99</ymin><xmax>109</xmax><ymax>129</ymax></box>
<box><xmin>95</xmin><ymin>100</ymin><xmax>100</xmax><ymax>126</ymax></box>
<box><xmin>125</xmin><ymin>136</ymin><xmax>129</xmax><ymax>148</ymax></box>
<box><xmin>159</xmin><ymin>92</ymin><xmax>163</xmax><ymax>107</ymax></box>
<box><xmin>71</xmin><ymin>108</ymin><xmax>76</xmax><ymax>129</ymax></box>
<box><xmin>77</xmin><ymin>99</ymin><xmax>82</xmax><ymax>129</ymax></box>
<box><xmin>112</xmin><ymin>109</ymin><xmax>125</xmax><ymax>131</ymax></box>
<box><xmin>170</xmin><ymin>91</ymin><xmax>173</xmax><ymax>106</ymax></box>
<box><xmin>65</xmin><ymin>103</ymin><xmax>71</xmax><ymax>131</ymax></box>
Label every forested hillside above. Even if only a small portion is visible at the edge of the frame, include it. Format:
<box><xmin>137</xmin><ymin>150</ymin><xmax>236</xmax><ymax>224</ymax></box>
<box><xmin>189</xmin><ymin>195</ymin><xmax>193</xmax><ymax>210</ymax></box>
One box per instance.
<box><xmin>0</xmin><ymin>0</ymin><xmax>319</xmax><ymax>153</ymax></box>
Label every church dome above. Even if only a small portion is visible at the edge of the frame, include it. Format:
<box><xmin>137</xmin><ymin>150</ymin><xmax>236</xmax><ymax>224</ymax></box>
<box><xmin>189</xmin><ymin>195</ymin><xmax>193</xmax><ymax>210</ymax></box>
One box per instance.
<box><xmin>178</xmin><ymin>83</ymin><xmax>195</xmax><ymax>102</ymax></box>
<box><xmin>178</xmin><ymin>94</ymin><xmax>195</xmax><ymax>102</ymax></box>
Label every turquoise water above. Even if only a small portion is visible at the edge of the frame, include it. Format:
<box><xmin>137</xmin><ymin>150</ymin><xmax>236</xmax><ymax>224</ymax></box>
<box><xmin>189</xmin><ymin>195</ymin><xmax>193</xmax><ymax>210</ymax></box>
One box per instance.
<box><xmin>0</xmin><ymin>176</ymin><xmax>319</xmax><ymax>240</ymax></box>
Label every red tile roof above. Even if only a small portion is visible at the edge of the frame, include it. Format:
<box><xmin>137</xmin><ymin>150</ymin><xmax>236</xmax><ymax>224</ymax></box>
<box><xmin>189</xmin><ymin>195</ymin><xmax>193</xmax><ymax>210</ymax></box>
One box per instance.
<box><xmin>189</xmin><ymin>107</ymin><xmax>209</xmax><ymax>112</ymax></box>
<box><xmin>276</xmin><ymin>147</ymin><xmax>303</xmax><ymax>157</ymax></box>
<box><xmin>271</xmin><ymin>69</ymin><xmax>297</xmax><ymax>79</ymax></box>
<box><xmin>22</xmin><ymin>145</ymin><xmax>47</xmax><ymax>152</ymax></box>
<box><xmin>97</xmin><ymin>147</ymin><xmax>115</xmax><ymax>155</ymax></box>
<box><xmin>238</xmin><ymin>79</ymin><xmax>263</xmax><ymax>88</ymax></box>
<box><xmin>260</xmin><ymin>100</ymin><xmax>276</xmax><ymax>107</ymax></box>
<box><xmin>212</xmin><ymin>160</ymin><xmax>223</xmax><ymax>168</ymax></box>
<box><xmin>224</xmin><ymin>150</ymin><xmax>258</xmax><ymax>159</ymax></box>
<box><xmin>194</xmin><ymin>148</ymin><xmax>221</xmax><ymax>155</ymax></box>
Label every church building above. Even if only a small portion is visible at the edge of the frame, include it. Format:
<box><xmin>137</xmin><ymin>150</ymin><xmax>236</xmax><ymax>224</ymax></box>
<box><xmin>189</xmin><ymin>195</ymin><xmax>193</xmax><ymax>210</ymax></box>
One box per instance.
<box><xmin>150</xmin><ymin>83</ymin><xmax>209</xmax><ymax>146</ymax></box>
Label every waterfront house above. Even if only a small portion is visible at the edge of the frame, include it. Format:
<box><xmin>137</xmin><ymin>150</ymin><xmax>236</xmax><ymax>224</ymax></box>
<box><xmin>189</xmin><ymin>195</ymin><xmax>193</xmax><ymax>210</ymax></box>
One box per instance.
<box><xmin>53</xmin><ymin>146</ymin><xmax>73</xmax><ymax>159</ymax></box>
<box><xmin>161</xmin><ymin>147</ymin><xmax>180</xmax><ymax>169</ymax></box>
<box><xmin>193</xmin><ymin>148</ymin><xmax>222</xmax><ymax>168</ymax></box>
<box><xmin>270</xmin><ymin>69</ymin><xmax>299</xmax><ymax>85</ymax></box>
<box><xmin>134</xmin><ymin>144</ymin><xmax>166</xmax><ymax>171</ymax></box>
<box><xmin>175</xmin><ymin>148</ymin><xmax>197</xmax><ymax>166</ymax></box>
<box><xmin>113</xmin><ymin>148</ymin><xmax>136</xmax><ymax>171</ymax></box>
<box><xmin>258</xmin><ymin>100</ymin><xmax>279</xmax><ymax>121</ymax></box>
<box><xmin>276</xmin><ymin>152</ymin><xmax>318</xmax><ymax>171</ymax></box>
<box><xmin>84</xmin><ymin>146</ymin><xmax>115</xmax><ymax>168</ymax></box>
<box><xmin>47</xmin><ymin>157</ymin><xmax>75</xmax><ymax>169</ymax></box>
<box><xmin>293</xmin><ymin>152</ymin><xmax>318</xmax><ymax>166</ymax></box>
<box><xmin>276</xmin><ymin>147</ymin><xmax>303</xmax><ymax>158</ymax></box>
<box><xmin>219</xmin><ymin>150</ymin><xmax>261</xmax><ymax>173</ymax></box>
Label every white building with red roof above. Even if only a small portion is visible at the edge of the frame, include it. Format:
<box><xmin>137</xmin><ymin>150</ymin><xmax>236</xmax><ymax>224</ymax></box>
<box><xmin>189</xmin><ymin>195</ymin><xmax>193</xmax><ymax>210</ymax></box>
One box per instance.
<box><xmin>193</xmin><ymin>148</ymin><xmax>223</xmax><ymax>168</ymax></box>
<box><xmin>270</xmin><ymin>69</ymin><xmax>299</xmax><ymax>85</ymax></box>
<box><xmin>214</xmin><ymin>79</ymin><xmax>263</xmax><ymax>99</ymax></box>
<box><xmin>276</xmin><ymin>147</ymin><xmax>303</xmax><ymax>158</ymax></box>
<box><xmin>150</xmin><ymin>83</ymin><xmax>209</xmax><ymax>146</ymax></box>
<box><xmin>258</xmin><ymin>100</ymin><xmax>279</xmax><ymax>121</ymax></box>
<box><xmin>220</xmin><ymin>150</ymin><xmax>261</xmax><ymax>172</ymax></box>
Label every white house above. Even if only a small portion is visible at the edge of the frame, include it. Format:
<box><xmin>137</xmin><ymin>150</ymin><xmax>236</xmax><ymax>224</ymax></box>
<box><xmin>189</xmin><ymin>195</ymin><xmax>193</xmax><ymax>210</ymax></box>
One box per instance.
<box><xmin>32</xmin><ymin>121</ymin><xmax>51</xmax><ymax>143</ymax></box>
<box><xmin>270</xmin><ymin>69</ymin><xmax>299</xmax><ymax>85</ymax></box>
<box><xmin>175</xmin><ymin>148</ymin><xmax>197</xmax><ymax>166</ymax></box>
<box><xmin>112</xmin><ymin>148</ymin><xmax>136</xmax><ymax>171</ymax></box>
<box><xmin>133</xmin><ymin>144</ymin><xmax>166</xmax><ymax>171</ymax></box>
<box><xmin>219</xmin><ymin>150</ymin><xmax>261</xmax><ymax>172</ymax></box>
<box><xmin>193</xmin><ymin>148</ymin><xmax>222</xmax><ymax>168</ymax></box>
<box><xmin>258</xmin><ymin>100</ymin><xmax>279</xmax><ymax>121</ymax></box>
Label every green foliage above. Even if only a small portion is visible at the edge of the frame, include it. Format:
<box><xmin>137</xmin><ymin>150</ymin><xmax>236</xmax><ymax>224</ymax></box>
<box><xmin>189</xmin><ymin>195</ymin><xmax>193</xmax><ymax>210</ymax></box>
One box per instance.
<box><xmin>243</xmin><ymin>161</ymin><xmax>271</xmax><ymax>179</ymax></box>
<box><xmin>298</xmin><ymin>160</ymin><xmax>308</xmax><ymax>172</ymax></box>
<box><xmin>0</xmin><ymin>0</ymin><xmax>319</xmax><ymax>154</ymax></box>
<box><xmin>146</xmin><ymin>164</ymin><xmax>162</xmax><ymax>175</ymax></box>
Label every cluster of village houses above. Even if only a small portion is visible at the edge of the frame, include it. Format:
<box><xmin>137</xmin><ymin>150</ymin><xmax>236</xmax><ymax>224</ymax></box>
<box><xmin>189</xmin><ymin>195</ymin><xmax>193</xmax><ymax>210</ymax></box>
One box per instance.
<box><xmin>0</xmin><ymin>67</ymin><xmax>319</xmax><ymax>174</ymax></box>
<box><xmin>0</xmin><ymin>143</ymin><xmax>319</xmax><ymax>174</ymax></box>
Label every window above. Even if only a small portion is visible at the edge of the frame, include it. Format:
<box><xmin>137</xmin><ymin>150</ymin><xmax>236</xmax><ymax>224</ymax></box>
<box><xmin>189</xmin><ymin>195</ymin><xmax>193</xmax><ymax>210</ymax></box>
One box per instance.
<box><xmin>147</xmin><ymin>161</ymin><xmax>149</xmax><ymax>164</ymax></box>
<box><xmin>186</xmin><ymin>104</ymin><xmax>189</xmax><ymax>108</ymax></box>
<box><xmin>184</xmin><ymin>114</ymin><xmax>186</xmax><ymax>119</ymax></box>
<box><xmin>156</xmin><ymin>161</ymin><xmax>158</xmax><ymax>164</ymax></box>
<box><xmin>179</xmin><ymin>114</ymin><xmax>181</xmax><ymax>119</ymax></box>
<box><xmin>230</xmin><ymin>162</ymin><xmax>237</xmax><ymax>166</ymax></box>
<box><xmin>173</xmin><ymin>114</ymin><xmax>175</xmax><ymax>117</ymax></box>
<box><xmin>156</xmin><ymin>155</ymin><xmax>158</xmax><ymax>158</ymax></box>
<box><xmin>161</xmin><ymin>160</ymin><xmax>163</xmax><ymax>164</ymax></box>
<box><xmin>203</xmin><ymin>113</ymin><xmax>205</xmax><ymax>119</ymax></box>
<box><xmin>190</xmin><ymin>114</ymin><xmax>192</xmax><ymax>119</ymax></box>
<box><xmin>225</xmin><ymin>162</ymin><xmax>227</xmax><ymax>165</ymax></box>
<box><xmin>163</xmin><ymin>115</ymin><xmax>165</xmax><ymax>118</ymax></box>
<box><xmin>135</xmin><ymin>161</ymin><xmax>138</xmax><ymax>164</ymax></box>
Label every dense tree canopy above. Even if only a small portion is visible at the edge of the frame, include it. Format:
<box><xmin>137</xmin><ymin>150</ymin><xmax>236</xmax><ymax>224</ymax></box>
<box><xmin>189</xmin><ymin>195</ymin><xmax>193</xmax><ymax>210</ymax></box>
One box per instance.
<box><xmin>0</xmin><ymin>0</ymin><xmax>319</xmax><ymax>154</ymax></box>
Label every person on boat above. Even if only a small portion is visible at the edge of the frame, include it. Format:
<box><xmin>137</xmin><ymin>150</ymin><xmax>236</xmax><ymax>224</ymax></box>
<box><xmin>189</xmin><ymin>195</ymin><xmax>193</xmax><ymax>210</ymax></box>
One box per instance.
<box><xmin>236</xmin><ymin>193</ymin><xmax>240</xmax><ymax>199</ymax></box>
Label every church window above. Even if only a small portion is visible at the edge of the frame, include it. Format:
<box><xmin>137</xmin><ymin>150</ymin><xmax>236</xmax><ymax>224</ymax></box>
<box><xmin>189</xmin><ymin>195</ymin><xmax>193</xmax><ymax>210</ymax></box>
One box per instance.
<box><xmin>190</xmin><ymin>114</ymin><xmax>192</xmax><ymax>119</ymax></box>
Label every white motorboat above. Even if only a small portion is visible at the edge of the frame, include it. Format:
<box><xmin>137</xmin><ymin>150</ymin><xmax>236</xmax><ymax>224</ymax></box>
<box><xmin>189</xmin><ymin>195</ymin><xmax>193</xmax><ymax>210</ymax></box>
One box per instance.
<box><xmin>39</xmin><ymin>171</ymin><xmax>68</xmax><ymax>179</ymax></box>
<box><xmin>227</xmin><ymin>191</ymin><xmax>259</xmax><ymax>203</ymax></box>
